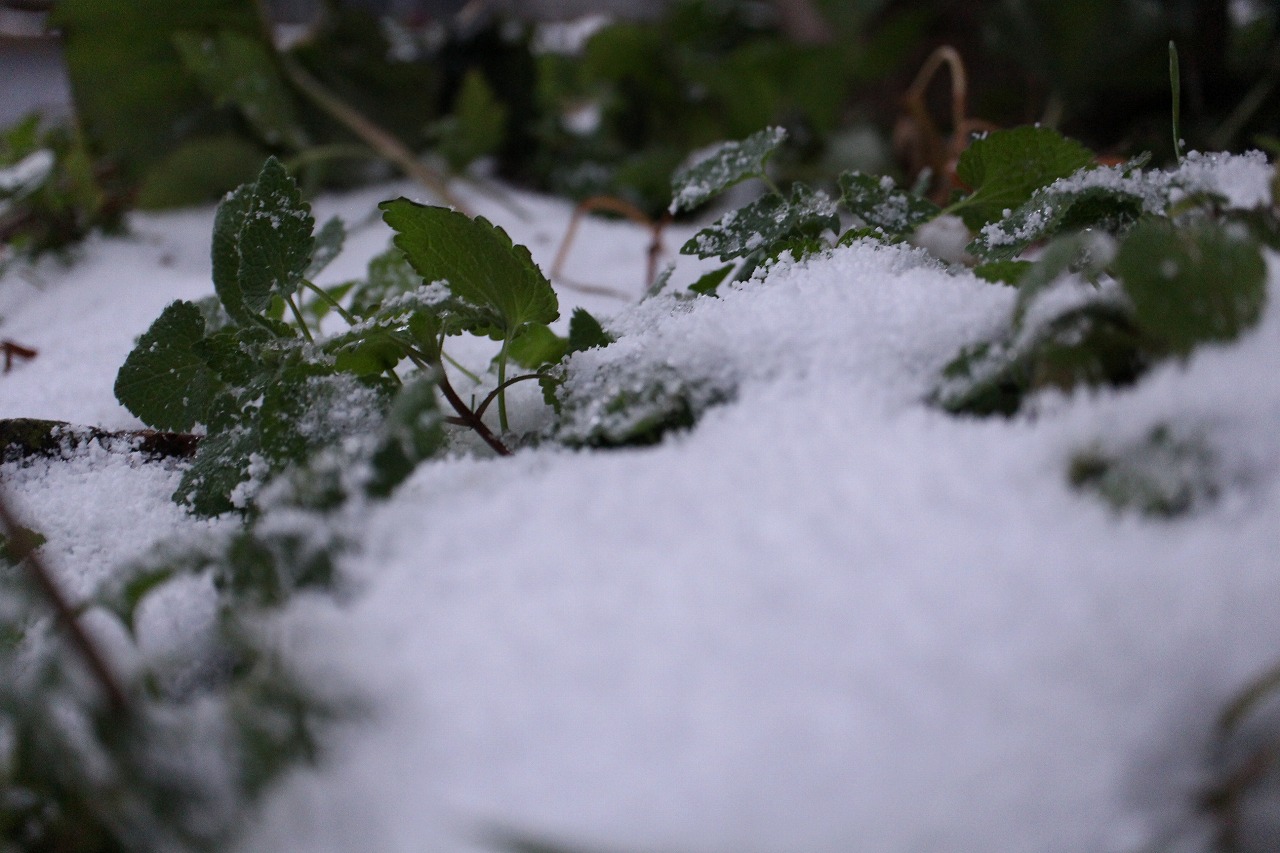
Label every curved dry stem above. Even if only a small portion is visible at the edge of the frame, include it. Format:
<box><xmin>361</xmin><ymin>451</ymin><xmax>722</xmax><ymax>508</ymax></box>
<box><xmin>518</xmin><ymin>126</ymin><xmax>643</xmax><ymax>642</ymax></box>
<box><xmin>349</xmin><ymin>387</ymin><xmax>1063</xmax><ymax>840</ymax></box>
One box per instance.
<box><xmin>280</xmin><ymin>55</ymin><xmax>469</xmax><ymax>214</ymax></box>
<box><xmin>0</xmin><ymin>488</ymin><xmax>129</xmax><ymax>714</ymax></box>
<box><xmin>552</xmin><ymin>195</ymin><xmax>668</xmax><ymax>294</ymax></box>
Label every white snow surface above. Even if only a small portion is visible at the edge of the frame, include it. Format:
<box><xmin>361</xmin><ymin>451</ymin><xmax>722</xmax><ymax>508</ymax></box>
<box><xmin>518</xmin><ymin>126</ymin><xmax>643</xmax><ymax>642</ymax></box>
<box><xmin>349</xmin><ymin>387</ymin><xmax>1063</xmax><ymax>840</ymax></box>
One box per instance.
<box><xmin>2</xmin><ymin>159</ymin><xmax>1280</xmax><ymax>853</ymax></box>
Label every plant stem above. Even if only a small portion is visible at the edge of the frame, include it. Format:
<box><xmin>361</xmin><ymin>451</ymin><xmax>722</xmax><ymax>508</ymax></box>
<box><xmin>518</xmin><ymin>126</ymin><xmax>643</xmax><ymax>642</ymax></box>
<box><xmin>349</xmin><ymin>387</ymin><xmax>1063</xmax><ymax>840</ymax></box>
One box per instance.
<box><xmin>284</xmin><ymin>294</ymin><xmax>314</xmax><ymax>342</ymax></box>
<box><xmin>1170</xmin><ymin>41</ymin><xmax>1185</xmax><ymax>163</ymax></box>
<box><xmin>300</xmin><ymin>279</ymin><xmax>359</xmax><ymax>326</ymax></box>
<box><xmin>437</xmin><ymin>361</ymin><xmax>512</xmax><ymax>457</ymax></box>
<box><xmin>474</xmin><ymin>373</ymin><xmax>551</xmax><ymax>420</ymax></box>
<box><xmin>496</xmin><ymin>338</ymin><xmax>511</xmax><ymax>433</ymax></box>
<box><xmin>442</xmin><ymin>347</ymin><xmax>483</xmax><ymax>385</ymax></box>
<box><xmin>279</xmin><ymin>55</ymin><xmax>468</xmax><ymax>213</ymax></box>
<box><xmin>0</xmin><ymin>489</ymin><xmax>129</xmax><ymax>714</ymax></box>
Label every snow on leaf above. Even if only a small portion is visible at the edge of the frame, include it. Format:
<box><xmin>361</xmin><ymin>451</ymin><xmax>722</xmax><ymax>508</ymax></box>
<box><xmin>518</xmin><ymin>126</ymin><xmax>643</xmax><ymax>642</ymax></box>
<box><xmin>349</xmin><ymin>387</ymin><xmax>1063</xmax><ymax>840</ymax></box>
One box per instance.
<box><xmin>114</xmin><ymin>300</ymin><xmax>223</xmax><ymax>432</ymax></box>
<box><xmin>668</xmin><ymin>126</ymin><xmax>787</xmax><ymax>214</ymax></box>
<box><xmin>682</xmin><ymin>183</ymin><xmax>838</xmax><ymax>261</ymax></box>
<box><xmin>950</xmin><ymin>126</ymin><xmax>1095</xmax><ymax>231</ymax></box>
<box><xmin>379</xmin><ymin>198</ymin><xmax>559</xmax><ymax>341</ymax></box>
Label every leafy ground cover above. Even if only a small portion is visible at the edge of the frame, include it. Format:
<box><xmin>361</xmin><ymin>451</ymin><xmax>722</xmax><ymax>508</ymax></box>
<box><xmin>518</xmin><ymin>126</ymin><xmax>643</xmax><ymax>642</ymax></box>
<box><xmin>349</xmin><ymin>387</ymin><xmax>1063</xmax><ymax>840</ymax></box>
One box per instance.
<box><xmin>2</xmin><ymin>121</ymin><xmax>1280</xmax><ymax>851</ymax></box>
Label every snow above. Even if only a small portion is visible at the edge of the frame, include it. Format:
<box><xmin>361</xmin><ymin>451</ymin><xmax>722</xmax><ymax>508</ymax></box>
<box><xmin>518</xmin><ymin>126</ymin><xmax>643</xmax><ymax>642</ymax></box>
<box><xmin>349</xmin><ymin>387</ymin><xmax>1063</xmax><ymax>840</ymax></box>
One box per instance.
<box><xmin>3</xmin><ymin>155</ymin><xmax>1280</xmax><ymax>852</ymax></box>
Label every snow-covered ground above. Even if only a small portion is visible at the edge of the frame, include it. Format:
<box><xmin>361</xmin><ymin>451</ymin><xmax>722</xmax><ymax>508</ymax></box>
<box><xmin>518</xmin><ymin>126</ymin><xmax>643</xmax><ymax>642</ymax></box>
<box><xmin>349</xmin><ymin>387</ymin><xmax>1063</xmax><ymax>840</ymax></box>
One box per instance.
<box><xmin>3</xmin><ymin>160</ymin><xmax>1280</xmax><ymax>852</ymax></box>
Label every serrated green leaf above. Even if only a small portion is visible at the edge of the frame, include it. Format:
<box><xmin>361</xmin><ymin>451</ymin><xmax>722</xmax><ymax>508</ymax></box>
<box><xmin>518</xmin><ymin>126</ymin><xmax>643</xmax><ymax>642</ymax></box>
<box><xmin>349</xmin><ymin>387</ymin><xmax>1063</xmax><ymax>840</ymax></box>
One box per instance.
<box><xmin>432</xmin><ymin>68</ymin><xmax>508</xmax><ymax>171</ymax></box>
<box><xmin>115</xmin><ymin>300</ymin><xmax>223</xmax><ymax>431</ymax></box>
<box><xmin>176</xmin><ymin>424</ymin><xmax>257</xmax><ymax>516</ymax></box>
<box><xmin>682</xmin><ymin>183</ymin><xmax>838</xmax><ymax>261</ymax></box>
<box><xmin>837</xmin><ymin>171</ymin><xmax>940</xmax><ymax>238</ymax></box>
<box><xmin>380</xmin><ymin>198</ymin><xmax>559</xmax><ymax>340</ymax></box>
<box><xmin>973</xmin><ymin>260</ymin><xmax>1031</xmax><ymax>285</ymax></box>
<box><xmin>950</xmin><ymin>126</ymin><xmax>1095</xmax><ymax>230</ymax></box>
<box><xmin>306</xmin><ymin>217</ymin><xmax>346</xmax><ymax>279</ymax></box>
<box><xmin>212</xmin><ymin>182</ymin><xmax>255</xmax><ymax>323</ymax></box>
<box><xmin>366</xmin><ymin>374</ymin><xmax>445</xmax><ymax>498</ymax></box>
<box><xmin>136</xmin><ymin>135</ymin><xmax>268</xmax><ymax>210</ymax></box>
<box><xmin>1115</xmin><ymin>220</ymin><xmax>1267</xmax><ymax>355</ymax></box>
<box><xmin>237</xmin><ymin>158</ymin><xmax>315</xmax><ymax>313</ymax></box>
<box><xmin>332</xmin><ymin>332</ymin><xmax>405</xmax><ymax>376</ymax></box>
<box><xmin>688</xmin><ymin>263</ymin><xmax>735</xmax><ymax>296</ymax></box>
<box><xmin>349</xmin><ymin>246</ymin><xmax>421</xmax><ymax>316</ymax></box>
<box><xmin>507</xmin><ymin>323</ymin><xmax>568</xmax><ymax>369</ymax></box>
<box><xmin>173</xmin><ymin>29</ymin><xmax>307</xmax><ymax>150</ymax></box>
<box><xmin>566</xmin><ymin>308</ymin><xmax>615</xmax><ymax>353</ymax></box>
<box><xmin>668</xmin><ymin>126</ymin><xmax>787</xmax><ymax>213</ymax></box>
<box><xmin>971</xmin><ymin>182</ymin><xmax>1148</xmax><ymax>261</ymax></box>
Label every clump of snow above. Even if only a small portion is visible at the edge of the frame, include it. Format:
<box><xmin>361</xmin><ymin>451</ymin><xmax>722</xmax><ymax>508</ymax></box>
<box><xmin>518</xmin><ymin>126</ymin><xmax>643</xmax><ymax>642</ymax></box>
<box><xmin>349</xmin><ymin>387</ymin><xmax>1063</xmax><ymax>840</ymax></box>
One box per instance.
<box><xmin>3</xmin><ymin>165</ymin><xmax>1280</xmax><ymax>853</ymax></box>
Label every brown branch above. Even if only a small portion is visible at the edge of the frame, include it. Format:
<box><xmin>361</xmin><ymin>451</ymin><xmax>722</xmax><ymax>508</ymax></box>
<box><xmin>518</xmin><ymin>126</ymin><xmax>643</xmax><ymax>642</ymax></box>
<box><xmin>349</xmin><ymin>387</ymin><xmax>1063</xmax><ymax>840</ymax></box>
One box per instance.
<box><xmin>0</xmin><ymin>418</ymin><xmax>200</xmax><ymax>462</ymax></box>
<box><xmin>0</xmin><ymin>487</ymin><xmax>130</xmax><ymax>714</ymax></box>
<box><xmin>551</xmin><ymin>195</ymin><xmax>668</xmax><ymax>295</ymax></box>
<box><xmin>433</xmin><ymin>368</ymin><xmax>512</xmax><ymax>457</ymax></box>
<box><xmin>2</xmin><ymin>340</ymin><xmax>38</xmax><ymax>373</ymax></box>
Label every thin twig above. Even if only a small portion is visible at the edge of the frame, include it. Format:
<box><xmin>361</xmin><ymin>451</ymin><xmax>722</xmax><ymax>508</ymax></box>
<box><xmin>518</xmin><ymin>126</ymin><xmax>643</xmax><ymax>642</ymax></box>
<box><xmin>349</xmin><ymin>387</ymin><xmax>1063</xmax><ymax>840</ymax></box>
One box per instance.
<box><xmin>0</xmin><ymin>488</ymin><xmax>129</xmax><ymax>714</ymax></box>
<box><xmin>279</xmin><ymin>55</ymin><xmax>469</xmax><ymax>214</ymax></box>
<box><xmin>473</xmin><ymin>373</ymin><xmax>550</xmax><ymax>420</ymax></box>
<box><xmin>551</xmin><ymin>195</ymin><xmax>668</xmax><ymax>294</ymax></box>
<box><xmin>434</xmin><ymin>363</ymin><xmax>512</xmax><ymax>456</ymax></box>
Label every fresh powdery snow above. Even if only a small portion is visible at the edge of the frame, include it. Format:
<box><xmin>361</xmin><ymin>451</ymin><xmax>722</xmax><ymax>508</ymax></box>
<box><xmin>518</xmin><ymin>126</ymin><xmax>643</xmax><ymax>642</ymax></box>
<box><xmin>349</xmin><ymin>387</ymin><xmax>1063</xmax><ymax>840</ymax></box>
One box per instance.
<box><xmin>3</xmin><ymin>156</ymin><xmax>1280</xmax><ymax>853</ymax></box>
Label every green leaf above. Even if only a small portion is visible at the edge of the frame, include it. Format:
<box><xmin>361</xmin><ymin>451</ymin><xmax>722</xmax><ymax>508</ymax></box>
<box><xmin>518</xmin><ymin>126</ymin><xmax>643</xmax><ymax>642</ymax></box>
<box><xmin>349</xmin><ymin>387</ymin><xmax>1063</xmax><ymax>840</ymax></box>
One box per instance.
<box><xmin>236</xmin><ymin>158</ymin><xmax>315</xmax><ymax>313</ymax></box>
<box><xmin>837</xmin><ymin>171</ymin><xmax>940</xmax><ymax>238</ymax></box>
<box><xmin>115</xmin><ymin>300</ymin><xmax>223</xmax><ymax>431</ymax></box>
<box><xmin>973</xmin><ymin>260</ymin><xmax>1032</xmax><ymax>285</ymax></box>
<box><xmin>379</xmin><ymin>198</ymin><xmax>559</xmax><ymax>340</ymax></box>
<box><xmin>1070</xmin><ymin>425</ymin><xmax>1218</xmax><ymax>517</ymax></box>
<box><xmin>212</xmin><ymin>181</ymin><xmax>256</xmax><ymax>323</ymax></box>
<box><xmin>688</xmin><ymin>263</ymin><xmax>736</xmax><ymax>296</ymax></box>
<box><xmin>567</xmin><ymin>308</ymin><xmax>615</xmax><ymax>353</ymax></box>
<box><xmin>306</xmin><ymin>217</ymin><xmax>346</xmax><ymax>279</ymax></box>
<box><xmin>172</xmin><ymin>29</ymin><xmax>307</xmax><ymax>150</ymax></box>
<box><xmin>970</xmin><ymin>180</ymin><xmax>1149</xmax><ymax>261</ymax></box>
<box><xmin>432</xmin><ymin>68</ymin><xmax>508</xmax><ymax>171</ymax></box>
<box><xmin>950</xmin><ymin>126</ymin><xmax>1095</xmax><ymax>230</ymax></box>
<box><xmin>332</xmin><ymin>332</ymin><xmax>405</xmax><ymax>376</ymax></box>
<box><xmin>51</xmin><ymin>0</ymin><xmax>266</xmax><ymax>186</ymax></box>
<box><xmin>366</xmin><ymin>374</ymin><xmax>445</xmax><ymax>498</ymax></box>
<box><xmin>135</xmin><ymin>135</ymin><xmax>268</xmax><ymax>210</ymax></box>
<box><xmin>1115</xmin><ymin>219</ymin><xmax>1267</xmax><ymax>355</ymax></box>
<box><xmin>349</xmin><ymin>246</ymin><xmax>421</xmax><ymax>316</ymax></box>
<box><xmin>668</xmin><ymin>126</ymin><xmax>787</xmax><ymax>213</ymax></box>
<box><xmin>507</xmin><ymin>323</ymin><xmax>568</xmax><ymax>369</ymax></box>
<box><xmin>682</xmin><ymin>183</ymin><xmax>838</xmax><ymax>261</ymax></box>
<box><xmin>176</xmin><ymin>424</ymin><xmax>257</xmax><ymax>515</ymax></box>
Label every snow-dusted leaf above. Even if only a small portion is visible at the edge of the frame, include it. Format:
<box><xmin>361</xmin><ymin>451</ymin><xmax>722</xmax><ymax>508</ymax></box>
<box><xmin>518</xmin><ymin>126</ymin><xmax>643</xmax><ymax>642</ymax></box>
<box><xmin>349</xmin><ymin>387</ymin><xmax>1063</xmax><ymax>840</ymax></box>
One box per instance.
<box><xmin>838</xmin><ymin>171</ymin><xmax>940</xmax><ymax>238</ymax></box>
<box><xmin>688</xmin><ymin>263</ymin><xmax>735</xmax><ymax>296</ymax></box>
<box><xmin>212</xmin><ymin>181</ymin><xmax>255</xmax><ymax>323</ymax></box>
<box><xmin>681</xmin><ymin>183</ymin><xmax>838</xmax><ymax>261</ymax></box>
<box><xmin>566</xmin><ymin>308</ymin><xmax>614</xmax><ymax>353</ymax></box>
<box><xmin>971</xmin><ymin>175</ymin><xmax>1150</xmax><ymax>261</ymax></box>
<box><xmin>668</xmin><ymin>126</ymin><xmax>787</xmax><ymax>214</ymax></box>
<box><xmin>950</xmin><ymin>126</ymin><xmax>1095</xmax><ymax>230</ymax></box>
<box><xmin>380</xmin><ymin>198</ymin><xmax>559</xmax><ymax>340</ymax></box>
<box><xmin>507</xmin><ymin>323</ymin><xmax>568</xmax><ymax>369</ymax></box>
<box><xmin>1115</xmin><ymin>219</ymin><xmax>1267</xmax><ymax>355</ymax></box>
<box><xmin>236</xmin><ymin>157</ymin><xmax>315</xmax><ymax>312</ymax></box>
<box><xmin>114</xmin><ymin>300</ymin><xmax>223</xmax><ymax>432</ymax></box>
<box><xmin>367</xmin><ymin>374</ymin><xmax>445</xmax><ymax>498</ymax></box>
<box><xmin>306</xmin><ymin>216</ymin><xmax>346</xmax><ymax>279</ymax></box>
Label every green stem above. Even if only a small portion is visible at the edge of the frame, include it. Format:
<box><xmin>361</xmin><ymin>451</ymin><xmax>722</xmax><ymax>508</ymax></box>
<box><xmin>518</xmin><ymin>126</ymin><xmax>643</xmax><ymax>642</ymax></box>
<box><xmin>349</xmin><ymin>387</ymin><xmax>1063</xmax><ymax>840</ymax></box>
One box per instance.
<box><xmin>762</xmin><ymin>175</ymin><xmax>784</xmax><ymax>197</ymax></box>
<box><xmin>1170</xmin><ymin>41</ymin><xmax>1184</xmax><ymax>163</ymax></box>
<box><xmin>474</xmin><ymin>372</ymin><xmax>552</xmax><ymax>420</ymax></box>
<box><xmin>284</xmin><ymin>294</ymin><xmax>314</xmax><ymax>342</ymax></box>
<box><xmin>496</xmin><ymin>337</ymin><xmax>510</xmax><ymax>433</ymax></box>
<box><xmin>442</xmin><ymin>348</ymin><xmax>483</xmax><ymax>385</ymax></box>
<box><xmin>301</xmin><ymin>279</ymin><xmax>359</xmax><ymax>326</ymax></box>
